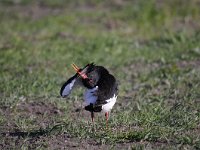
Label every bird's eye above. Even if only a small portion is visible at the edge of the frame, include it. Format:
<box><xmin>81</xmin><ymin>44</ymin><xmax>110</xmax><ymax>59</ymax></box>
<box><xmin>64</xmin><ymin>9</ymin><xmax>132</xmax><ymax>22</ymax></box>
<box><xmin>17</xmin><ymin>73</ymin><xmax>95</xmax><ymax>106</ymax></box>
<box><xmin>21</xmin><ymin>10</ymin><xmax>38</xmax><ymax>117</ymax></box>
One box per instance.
<box><xmin>89</xmin><ymin>79</ymin><xmax>93</xmax><ymax>84</ymax></box>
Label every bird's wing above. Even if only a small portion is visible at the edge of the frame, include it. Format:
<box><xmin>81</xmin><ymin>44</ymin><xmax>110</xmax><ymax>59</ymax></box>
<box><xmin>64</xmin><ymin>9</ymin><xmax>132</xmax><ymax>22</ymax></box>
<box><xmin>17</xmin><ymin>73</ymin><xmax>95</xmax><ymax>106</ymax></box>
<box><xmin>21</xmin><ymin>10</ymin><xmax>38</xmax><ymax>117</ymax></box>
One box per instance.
<box><xmin>95</xmin><ymin>73</ymin><xmax>118</xmax><ymax>105</ymax></box>
<box><xmin>60</xmin><ymin>73</ymin><xmax>82</xmax><ymax>97</ymax></box>
<box><xmin>60</xmin><ymin>64</ymin><xmax>91</xmax><ymax>98</ymax></box>
<box><xmin>84</xmin><ymin>73</ymin><xmax>118</xmax><ymax>112</ymax></box>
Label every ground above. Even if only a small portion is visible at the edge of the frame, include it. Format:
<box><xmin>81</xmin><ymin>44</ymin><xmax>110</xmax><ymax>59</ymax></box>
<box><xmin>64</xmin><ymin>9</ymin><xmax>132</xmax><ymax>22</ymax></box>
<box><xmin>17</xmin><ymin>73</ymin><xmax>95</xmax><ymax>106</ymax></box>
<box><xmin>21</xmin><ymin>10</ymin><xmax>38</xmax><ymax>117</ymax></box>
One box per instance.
<box><xmin>0</xmin><ymin>0</ymin><xmax>200</xmax><ymax>149</ymax></box>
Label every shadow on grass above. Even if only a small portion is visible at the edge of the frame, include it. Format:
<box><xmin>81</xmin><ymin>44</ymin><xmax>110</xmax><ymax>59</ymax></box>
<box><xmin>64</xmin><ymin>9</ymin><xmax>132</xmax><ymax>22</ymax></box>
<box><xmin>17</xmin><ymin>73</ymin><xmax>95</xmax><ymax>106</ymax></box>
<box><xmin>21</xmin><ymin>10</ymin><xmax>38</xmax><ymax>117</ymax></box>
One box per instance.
<box><xmin>1</xmin><ymin>123</ymin><xmax>68</xmax><ymax>138</ymax></box>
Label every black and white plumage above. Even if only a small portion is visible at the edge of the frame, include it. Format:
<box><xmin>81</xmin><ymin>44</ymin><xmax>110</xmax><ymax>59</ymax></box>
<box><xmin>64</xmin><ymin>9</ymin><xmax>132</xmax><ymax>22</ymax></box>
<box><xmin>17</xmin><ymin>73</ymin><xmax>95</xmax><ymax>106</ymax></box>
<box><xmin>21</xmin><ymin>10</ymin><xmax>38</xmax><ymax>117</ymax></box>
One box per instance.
<box><xmin>60</xmin><ymin>63</ymin><xmax>118</xmax><ymax>126</ymax></box>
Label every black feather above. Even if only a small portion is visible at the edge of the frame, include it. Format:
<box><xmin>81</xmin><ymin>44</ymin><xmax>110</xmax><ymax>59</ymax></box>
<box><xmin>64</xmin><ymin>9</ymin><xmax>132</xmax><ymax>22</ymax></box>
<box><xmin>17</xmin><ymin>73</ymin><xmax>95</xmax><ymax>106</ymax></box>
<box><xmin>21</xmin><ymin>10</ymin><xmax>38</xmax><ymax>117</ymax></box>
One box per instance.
<box><xmin>85</xmin><ymin>103</ymin><xmax>102</xmax><ymax>112</ymax></box>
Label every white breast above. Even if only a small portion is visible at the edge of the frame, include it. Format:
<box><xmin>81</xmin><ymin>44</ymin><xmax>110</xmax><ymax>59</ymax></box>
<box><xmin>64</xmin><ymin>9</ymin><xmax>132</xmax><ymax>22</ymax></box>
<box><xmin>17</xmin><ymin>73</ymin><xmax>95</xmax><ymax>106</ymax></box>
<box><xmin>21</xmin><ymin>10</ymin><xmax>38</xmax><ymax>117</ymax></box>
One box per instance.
<box><xmin>84</xmin><ymin>86</ymin><xmax>98</xmax><ymax>106</ymax></box>
<box><xmin>102</xmin><ymin>94</ymin><xmax>117</xmax><ymax>113</ymax></box>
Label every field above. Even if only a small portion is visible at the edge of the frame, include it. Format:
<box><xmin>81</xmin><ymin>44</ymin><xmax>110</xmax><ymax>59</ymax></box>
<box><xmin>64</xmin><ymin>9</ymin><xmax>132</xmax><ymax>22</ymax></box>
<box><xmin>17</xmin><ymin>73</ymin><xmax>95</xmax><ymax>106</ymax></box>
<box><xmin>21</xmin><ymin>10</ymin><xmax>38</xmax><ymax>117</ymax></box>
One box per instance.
<box><xmin>0</xmin><ymin>0</ymin><xmax>200</xmax><ymax>149</ymax></box>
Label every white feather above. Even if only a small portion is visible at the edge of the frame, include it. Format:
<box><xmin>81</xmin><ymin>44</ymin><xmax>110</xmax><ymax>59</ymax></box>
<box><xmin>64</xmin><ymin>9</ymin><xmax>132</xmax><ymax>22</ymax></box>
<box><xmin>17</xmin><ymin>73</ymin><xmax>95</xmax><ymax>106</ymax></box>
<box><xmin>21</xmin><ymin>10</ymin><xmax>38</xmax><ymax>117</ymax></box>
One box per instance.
<box><xmin>61</xmin><ymin>79</ymin><xmax>76</xmax><ymax>97</ymax></box>
<box><xmin>102</xmin><ymin>94</ymin><xmax>117</xmax><ymax>113</ymax></box>
<box><xmin>84</xmin><ymin>86</ymin><xmax>98</xmax><ymax>105</ymax></box>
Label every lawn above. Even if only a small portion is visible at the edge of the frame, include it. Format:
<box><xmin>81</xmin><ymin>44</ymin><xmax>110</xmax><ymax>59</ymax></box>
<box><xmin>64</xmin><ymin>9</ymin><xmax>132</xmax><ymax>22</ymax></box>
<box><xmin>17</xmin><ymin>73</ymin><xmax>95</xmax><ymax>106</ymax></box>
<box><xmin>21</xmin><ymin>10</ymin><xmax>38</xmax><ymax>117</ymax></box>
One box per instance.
<box><xmin>0</xmin><ymin>0</ymin><xmax>200</xmax><ymax>149</ymax></box>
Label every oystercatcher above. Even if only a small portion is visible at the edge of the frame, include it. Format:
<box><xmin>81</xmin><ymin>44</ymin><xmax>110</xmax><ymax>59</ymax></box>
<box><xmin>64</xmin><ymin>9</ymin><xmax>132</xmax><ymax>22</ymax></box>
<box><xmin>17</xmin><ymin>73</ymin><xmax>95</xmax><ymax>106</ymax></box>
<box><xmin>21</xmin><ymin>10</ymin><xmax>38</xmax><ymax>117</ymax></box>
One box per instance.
<box><xmin>60</xmin><ymin>63</ymin><xmax>118</xmax><ymax>127</ymax></box>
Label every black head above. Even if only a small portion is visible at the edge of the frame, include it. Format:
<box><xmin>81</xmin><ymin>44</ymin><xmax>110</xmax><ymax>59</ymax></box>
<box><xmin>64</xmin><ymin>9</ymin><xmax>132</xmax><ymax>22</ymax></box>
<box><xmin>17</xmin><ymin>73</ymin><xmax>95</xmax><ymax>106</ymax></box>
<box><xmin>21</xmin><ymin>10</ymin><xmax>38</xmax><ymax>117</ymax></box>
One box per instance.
<box><xmin>82</xmin><ymin>63</ymin><xmax>100</xmax><ymax>89</ymax></box>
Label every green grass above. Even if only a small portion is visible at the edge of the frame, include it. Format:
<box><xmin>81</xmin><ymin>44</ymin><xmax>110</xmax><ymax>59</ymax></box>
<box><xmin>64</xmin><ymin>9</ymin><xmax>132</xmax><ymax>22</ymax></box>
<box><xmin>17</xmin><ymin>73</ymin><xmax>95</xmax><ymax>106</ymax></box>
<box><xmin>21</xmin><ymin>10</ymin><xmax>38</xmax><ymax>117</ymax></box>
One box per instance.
<box><xmin>0</xmin><ymin>0</ymin><xmax>200</xmax><ymax>149</ymax></box>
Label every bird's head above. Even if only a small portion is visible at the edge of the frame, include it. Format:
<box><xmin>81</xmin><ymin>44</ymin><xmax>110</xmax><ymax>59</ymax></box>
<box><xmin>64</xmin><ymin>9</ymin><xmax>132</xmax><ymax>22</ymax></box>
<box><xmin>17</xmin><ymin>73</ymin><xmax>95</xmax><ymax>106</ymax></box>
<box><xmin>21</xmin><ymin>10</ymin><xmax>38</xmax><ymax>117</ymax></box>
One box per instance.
<box><xmin>72</xmin><ymin>63</ymin><xmax>99</xmax><ymax>88</ymax></box>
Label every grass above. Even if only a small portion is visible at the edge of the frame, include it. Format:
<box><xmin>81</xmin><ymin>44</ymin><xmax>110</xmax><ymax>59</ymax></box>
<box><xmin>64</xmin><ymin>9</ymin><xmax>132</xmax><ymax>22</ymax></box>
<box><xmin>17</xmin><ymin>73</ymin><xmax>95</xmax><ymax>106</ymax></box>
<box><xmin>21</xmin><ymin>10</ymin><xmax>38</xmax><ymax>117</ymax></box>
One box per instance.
<box><xmin>0</xmin><ymin>0</ymin><xmax>200</xmax><ymax>149</ymax></box>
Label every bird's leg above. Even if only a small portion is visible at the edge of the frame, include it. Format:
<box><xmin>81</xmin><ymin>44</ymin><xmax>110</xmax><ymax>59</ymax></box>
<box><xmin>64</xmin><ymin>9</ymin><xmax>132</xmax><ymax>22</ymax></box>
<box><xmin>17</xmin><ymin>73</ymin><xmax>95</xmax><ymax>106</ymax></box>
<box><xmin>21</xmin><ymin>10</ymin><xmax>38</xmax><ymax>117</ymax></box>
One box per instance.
<box><xmin>91</xmin><ymin>111</ymin><xmax>94</xmax><ymax>124</ymax></box>
<box><xmin>105</xmin><ymin>112</ymin><xmax>109</xmax><ymax>129</ymax></box>
<box><xmin>90</xmin><ymin>111</ymin><xmax>96</xmax><ymax>131</ymax></box>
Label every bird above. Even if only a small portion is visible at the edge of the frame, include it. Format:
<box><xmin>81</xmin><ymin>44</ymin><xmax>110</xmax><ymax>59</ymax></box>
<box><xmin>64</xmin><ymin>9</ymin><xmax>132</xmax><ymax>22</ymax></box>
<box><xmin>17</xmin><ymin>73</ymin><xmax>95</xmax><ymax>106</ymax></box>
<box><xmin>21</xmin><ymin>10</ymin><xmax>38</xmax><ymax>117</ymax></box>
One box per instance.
<box><xmin>60</xmin><ymin>63</ymin><xmax>118</xmax><ymax>128</ymax></box>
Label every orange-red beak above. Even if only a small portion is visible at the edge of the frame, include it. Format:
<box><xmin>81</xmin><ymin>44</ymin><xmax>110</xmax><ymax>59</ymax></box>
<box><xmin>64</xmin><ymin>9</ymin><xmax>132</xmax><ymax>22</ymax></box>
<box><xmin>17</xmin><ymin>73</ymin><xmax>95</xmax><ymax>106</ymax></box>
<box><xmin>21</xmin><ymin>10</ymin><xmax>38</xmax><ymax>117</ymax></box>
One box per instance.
<box><xmin>71</xmin><ymin>63</ymin><xmax>88</xmax><ymax>79</ymax></box>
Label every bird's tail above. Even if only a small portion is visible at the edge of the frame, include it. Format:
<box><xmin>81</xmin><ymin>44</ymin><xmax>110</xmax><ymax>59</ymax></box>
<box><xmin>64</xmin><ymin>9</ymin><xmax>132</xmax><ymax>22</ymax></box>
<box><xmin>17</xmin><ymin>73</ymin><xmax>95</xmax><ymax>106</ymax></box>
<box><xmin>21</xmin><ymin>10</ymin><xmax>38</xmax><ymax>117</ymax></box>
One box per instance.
<box><xmin>85</xmin><ymin>103</ymin><xmax>102</xmax><ymax>112</ymax></box>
